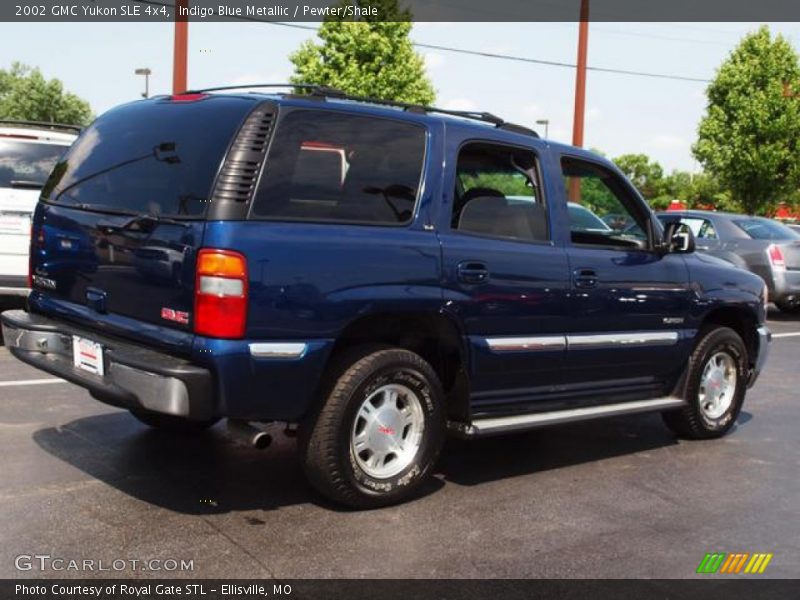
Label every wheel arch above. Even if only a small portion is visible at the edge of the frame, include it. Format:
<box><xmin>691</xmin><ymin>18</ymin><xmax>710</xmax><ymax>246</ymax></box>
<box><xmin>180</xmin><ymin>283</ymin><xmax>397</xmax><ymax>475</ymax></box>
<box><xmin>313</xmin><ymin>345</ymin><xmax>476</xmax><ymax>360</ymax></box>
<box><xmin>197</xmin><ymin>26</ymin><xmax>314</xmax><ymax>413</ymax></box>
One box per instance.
<box><xmin>324</xmin><ymin>311</ymin><xmax>471</xmax><ymax>422</ymax></box>
<box><xmin>699</xmin><ymin>305</ymin><xmax>759</xmax><ymax>368</ymax></box>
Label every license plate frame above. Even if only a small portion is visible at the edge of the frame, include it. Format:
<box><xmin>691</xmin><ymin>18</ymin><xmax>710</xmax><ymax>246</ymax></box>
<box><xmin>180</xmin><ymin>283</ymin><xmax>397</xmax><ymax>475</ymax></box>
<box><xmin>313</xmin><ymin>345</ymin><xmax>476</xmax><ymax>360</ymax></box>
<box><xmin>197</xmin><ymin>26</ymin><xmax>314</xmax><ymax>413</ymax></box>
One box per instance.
<box><xmin>72</xmin><ymin>335</ymin><xmax>105</xmax><ymax>376</ymax></box>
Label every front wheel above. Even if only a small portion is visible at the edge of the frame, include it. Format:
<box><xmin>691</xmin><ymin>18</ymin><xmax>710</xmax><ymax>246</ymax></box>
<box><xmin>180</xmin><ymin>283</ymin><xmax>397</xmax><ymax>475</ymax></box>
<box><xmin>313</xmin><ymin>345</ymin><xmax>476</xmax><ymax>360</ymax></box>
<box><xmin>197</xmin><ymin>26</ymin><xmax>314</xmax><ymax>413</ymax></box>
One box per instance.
<box><xmin>662</xmin><ymin>326</ymin><xmax>748</xmax><ymax>439</ymax></box>
<box><xmin>301</xmin><ymin>348</ymin><xmax>446</xmax><ymax>509</ymax></box>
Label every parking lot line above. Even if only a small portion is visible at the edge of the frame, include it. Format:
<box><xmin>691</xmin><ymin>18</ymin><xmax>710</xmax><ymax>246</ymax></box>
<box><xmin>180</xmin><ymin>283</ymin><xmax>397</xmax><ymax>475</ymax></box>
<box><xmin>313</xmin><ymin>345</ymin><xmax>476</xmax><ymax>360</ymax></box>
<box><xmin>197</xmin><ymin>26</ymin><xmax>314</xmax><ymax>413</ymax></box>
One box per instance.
<box><xmin>0</xmin><ymin>378</ymin><xmax>65</xmax><ymax>387</ymax></box>
<box><xmin>771</xmin><ymin>332</ymin><xmax>800</xmax><ymax>339</ymax></box>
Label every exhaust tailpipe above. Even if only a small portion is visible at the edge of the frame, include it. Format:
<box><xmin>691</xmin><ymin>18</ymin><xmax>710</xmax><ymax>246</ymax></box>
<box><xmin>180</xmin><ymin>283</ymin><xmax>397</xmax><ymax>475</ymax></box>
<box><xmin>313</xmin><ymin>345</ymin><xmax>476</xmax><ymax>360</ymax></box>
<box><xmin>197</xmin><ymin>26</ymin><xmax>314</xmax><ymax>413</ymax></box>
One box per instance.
<box><xmin>227</xmin><ymin>420</ymin><xmax>272</xmax><ymax>450</ymax></box>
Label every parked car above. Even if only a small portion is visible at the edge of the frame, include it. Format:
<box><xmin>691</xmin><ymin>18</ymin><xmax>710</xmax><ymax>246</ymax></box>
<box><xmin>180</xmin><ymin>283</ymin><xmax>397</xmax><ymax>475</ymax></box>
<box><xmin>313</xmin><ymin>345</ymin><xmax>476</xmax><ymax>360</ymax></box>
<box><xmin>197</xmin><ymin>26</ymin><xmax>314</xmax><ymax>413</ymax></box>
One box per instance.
<box><xmin>0</xmin><ymin>121</ymin><xmax>79</xmax><ymax>296</ymax></box>
<box><xmin>657</xmin><ymin>210</ymin><xmax>800</xmax><ymax>313</ymax></box>
<box><xmin>2</xmin><ymin>88</ymin><xmax>770</xmax><ymax>508</ymax></box>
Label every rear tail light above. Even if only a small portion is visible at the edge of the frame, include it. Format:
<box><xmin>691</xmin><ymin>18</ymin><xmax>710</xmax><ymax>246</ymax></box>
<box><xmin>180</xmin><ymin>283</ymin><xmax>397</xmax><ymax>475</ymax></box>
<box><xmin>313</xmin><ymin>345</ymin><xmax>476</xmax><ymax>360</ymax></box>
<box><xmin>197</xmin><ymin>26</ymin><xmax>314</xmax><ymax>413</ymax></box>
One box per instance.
<box><xmin>194</xmin><ymin>249</ymin><xmax>248</xmax><ymax>338</ymax></box>
<box><xmin>767</xmin><ymin>244</ymin><xmax>786</xmax><ymax>271</ymax></box>
<box><xmin>28</xmin><ymin>225</ymin><xmax>44</xmax><ymax>288</ymax></box>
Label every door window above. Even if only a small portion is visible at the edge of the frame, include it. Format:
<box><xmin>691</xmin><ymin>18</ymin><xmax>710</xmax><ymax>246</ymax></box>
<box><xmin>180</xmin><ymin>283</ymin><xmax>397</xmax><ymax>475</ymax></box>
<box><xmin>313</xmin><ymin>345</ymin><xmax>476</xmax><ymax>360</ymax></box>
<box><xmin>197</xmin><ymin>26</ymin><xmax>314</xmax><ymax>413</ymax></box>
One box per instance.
<box><xmin>562</xmin><ymin>157</ymin><xmax>650</xmax><ymax>249</ymax></box>
<box><xmin>452</xmin><ymin>143</ymin><xmax>548</xmax><ymax>242</ymax></box>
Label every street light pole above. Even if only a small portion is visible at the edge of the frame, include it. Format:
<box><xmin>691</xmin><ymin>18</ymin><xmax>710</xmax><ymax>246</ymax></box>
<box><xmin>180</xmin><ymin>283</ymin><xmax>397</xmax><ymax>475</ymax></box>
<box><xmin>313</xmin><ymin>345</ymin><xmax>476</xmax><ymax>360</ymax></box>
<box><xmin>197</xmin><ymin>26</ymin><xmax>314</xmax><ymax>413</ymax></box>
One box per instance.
<box><xmin>536</xmin><ymin>119</ymin><xmax>550</xmax><ymax>139</ymax></box>
<box><xmin>569</xmin><ymin>0</ymin><xmax>590</xmax><ymax>202</ymax></box>
<box><xmin>134</xmin><ymin>68</ymin><xmax>151</xmax><ymax>98</ymax></box>
<box><xmin>173</xmin><ymin>0</ymin><xmax>189</xmax><ymax>94</ymax></box>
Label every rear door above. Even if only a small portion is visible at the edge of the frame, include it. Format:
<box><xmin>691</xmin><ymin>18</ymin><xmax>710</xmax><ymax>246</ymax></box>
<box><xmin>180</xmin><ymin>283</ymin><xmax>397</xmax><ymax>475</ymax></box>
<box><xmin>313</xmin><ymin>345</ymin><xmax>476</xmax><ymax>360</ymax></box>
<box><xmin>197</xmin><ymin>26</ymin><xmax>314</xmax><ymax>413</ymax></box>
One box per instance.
<box><xmin>439</xmin><ymin>140</ymin><xmax>571</xmax><ymax>415</ymax></box>
<box><xmin>29</xmin><ymin>95</ymin><xmax>257</xmax><ymax>349</ymax></box>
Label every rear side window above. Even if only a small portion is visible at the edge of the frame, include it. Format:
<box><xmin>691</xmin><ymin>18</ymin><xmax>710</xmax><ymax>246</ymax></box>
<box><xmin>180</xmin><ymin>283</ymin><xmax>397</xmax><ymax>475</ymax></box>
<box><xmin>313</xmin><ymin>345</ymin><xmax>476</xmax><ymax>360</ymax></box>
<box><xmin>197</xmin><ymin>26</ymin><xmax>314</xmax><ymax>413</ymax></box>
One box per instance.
<box><xmin>0</xmin><ymin>140</ymin><xmax>66</xmax><ymax>188</ymax></box>
<box><xmin>42</xmin><ymin>97</ymin><xmax>253</xmax><ymax>217</ymax></box>
<box><xmin>251</xmin><ymin>110</ymin><xmax>426</xmax><ymax>225</ymax></box>
<box><xmin>733</xmin><ymin>218</ymin><xmax>798</xmax><ymax>240</ymax></box>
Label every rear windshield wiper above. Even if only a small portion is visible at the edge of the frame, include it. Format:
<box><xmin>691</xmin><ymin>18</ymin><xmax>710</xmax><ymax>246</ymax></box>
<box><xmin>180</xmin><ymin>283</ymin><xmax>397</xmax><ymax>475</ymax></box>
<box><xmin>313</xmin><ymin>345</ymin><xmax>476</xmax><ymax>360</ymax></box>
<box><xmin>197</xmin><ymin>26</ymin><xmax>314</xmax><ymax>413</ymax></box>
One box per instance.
<box><xmin>9</xmin><ymin>180</ymin><xmax>45</xmax><ymax>190</ymax></box>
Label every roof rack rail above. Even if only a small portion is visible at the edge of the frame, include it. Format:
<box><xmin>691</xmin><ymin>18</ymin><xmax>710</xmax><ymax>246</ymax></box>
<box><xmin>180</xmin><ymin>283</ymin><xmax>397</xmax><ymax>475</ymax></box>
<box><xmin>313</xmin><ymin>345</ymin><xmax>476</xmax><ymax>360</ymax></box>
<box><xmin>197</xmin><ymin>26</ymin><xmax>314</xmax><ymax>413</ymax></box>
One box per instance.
<box><xmin>0</xmin><ymin>120</ymin><xmax>82</xmax><ymax>134</ymax></box>
<box><xmin>184</xmin><ymin>83</ymin><xmax>347</xmax><ymax>97</ymax></box>
<box><xmin>186</xmin><ymin>83</ymin><xmax>539</xmax><ymax>138</ymax></box>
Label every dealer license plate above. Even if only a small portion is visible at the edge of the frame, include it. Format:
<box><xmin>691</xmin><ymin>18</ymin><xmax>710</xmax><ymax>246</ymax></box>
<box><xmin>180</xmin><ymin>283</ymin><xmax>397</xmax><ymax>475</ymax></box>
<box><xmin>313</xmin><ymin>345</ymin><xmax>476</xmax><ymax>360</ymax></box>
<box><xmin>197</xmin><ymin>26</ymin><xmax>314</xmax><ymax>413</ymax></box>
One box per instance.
<box><xmin>72</xmin><ymin>336</ymin><xmax>104</xmax><ymax>376</ymax></box>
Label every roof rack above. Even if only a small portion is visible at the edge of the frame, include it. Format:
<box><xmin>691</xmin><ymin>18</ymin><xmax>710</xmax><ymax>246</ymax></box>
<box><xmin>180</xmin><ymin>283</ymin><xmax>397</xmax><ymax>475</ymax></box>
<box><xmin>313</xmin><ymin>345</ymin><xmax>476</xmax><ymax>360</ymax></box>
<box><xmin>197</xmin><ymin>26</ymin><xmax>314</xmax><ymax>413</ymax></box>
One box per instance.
<box><xmin>185</xmin><ymin>83</ymin><xmax>539</xmax><ymax>138</ymax></box>
<box><xmin>0</xmin><ymin>120</ymin><xmax>82</xmax><ymax>134</ymax></box>
<box><xmin>184</xmin><ymin>83</ymin><xmax>347</xmax><ymax>97</ymax></box>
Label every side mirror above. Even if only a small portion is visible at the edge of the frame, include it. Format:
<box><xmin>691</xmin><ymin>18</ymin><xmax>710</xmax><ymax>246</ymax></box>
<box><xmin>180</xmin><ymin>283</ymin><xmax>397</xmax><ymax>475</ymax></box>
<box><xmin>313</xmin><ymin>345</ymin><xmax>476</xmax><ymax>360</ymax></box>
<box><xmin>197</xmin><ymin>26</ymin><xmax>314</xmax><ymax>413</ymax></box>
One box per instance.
<box><xmin>662</xmin><ymin>220</ymin><xmax>695</xmax><ymax>254</ymax></box>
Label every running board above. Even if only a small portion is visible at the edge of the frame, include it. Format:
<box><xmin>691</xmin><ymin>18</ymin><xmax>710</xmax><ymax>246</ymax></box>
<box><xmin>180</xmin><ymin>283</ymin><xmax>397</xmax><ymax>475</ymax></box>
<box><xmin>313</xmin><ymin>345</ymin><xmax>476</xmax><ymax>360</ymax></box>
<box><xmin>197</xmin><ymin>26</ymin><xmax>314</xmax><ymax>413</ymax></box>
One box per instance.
<box><xmin>449</xmin><ymin>396</ymin><xmax>686</xmax><ymax>438</ymax></box>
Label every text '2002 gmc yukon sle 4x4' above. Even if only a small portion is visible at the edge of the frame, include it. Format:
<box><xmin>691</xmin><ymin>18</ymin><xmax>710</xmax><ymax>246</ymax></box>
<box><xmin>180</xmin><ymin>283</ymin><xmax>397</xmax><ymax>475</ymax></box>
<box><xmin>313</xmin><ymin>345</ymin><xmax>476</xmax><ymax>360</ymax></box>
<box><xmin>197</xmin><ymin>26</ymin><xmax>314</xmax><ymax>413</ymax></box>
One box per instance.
<box><xmin>2</xmin><ymin>86</ymin><xmax>771</xmax><ymax>508</ymax></box>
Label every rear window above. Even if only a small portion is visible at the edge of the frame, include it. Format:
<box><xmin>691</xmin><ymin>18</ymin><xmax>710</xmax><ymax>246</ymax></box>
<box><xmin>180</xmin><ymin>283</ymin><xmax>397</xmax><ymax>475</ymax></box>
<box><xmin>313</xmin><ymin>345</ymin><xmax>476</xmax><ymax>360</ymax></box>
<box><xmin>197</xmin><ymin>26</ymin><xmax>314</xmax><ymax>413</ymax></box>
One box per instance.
<box><xmin>0</xmin><ymin>139</ymin><xmax>66</xmax><ymax>188</ymax></box>
<box><xmin>42</xmin><ymin>97</ymin><xmax>252</xmax><ymax>217</ymax></box>
<box><xmin>251</xmin><ymin>110</ymin><xmax>426</xmax><ymax>225</ymax></box>
<box><xmin>733</xmin><ymin>218</ymin><xmax>799</xmax><ymax>240</ymax></box>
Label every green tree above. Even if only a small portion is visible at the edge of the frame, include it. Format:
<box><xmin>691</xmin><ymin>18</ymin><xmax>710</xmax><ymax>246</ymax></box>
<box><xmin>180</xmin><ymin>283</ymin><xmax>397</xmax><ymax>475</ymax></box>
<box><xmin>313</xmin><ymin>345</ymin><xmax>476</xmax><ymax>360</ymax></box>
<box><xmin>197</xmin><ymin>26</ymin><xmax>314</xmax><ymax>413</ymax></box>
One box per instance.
<box><xmin>289</xmin><ymin>1</ymin><xmax>435</xmax><ymax>105</ymax></box>
<box><xmin>0</xmin><ymin>62</ymin><xmax>92</xmax><ymax>125</ymax></box>
<box><xmin>693</xmin><ymin>26</ymin><xmax>800</xmax><ymax>215</ymax></box>
<box><xmin>613</xmin><ymin>153</ymin><xmax>666</xmax><ymax>199</ymax></box>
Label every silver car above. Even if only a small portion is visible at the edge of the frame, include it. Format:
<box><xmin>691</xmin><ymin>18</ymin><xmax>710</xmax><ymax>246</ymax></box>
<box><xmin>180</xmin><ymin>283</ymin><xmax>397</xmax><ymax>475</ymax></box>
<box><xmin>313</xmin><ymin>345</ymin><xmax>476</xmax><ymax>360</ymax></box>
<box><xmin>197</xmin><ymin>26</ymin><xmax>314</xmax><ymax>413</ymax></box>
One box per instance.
<box><xmin>658</xmin><ymin>210</ymin><xmax>800</xmax><ymax>313</ymax></box>
<box><xmin>0</xmin><ymin>121</ymin><xmax>78</xmax><ymax>296</ymax></box>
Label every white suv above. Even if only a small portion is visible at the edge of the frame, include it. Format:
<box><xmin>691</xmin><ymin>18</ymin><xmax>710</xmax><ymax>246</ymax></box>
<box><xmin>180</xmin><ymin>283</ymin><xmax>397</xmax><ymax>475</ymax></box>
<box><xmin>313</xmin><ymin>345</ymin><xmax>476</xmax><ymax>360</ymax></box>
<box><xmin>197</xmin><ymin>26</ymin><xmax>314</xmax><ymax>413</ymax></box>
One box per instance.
<box><xmin>0</xmin><ymin>121</ymin><xmax>78</xmax><ymax>296</ymax></box>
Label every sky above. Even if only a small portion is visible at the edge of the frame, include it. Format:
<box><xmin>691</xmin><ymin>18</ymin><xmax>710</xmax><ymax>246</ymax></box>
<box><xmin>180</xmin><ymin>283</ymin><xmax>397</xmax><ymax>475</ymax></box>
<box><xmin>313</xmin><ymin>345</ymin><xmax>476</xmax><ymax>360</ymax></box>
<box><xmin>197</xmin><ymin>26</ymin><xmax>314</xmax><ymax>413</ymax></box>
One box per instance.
<box><xmin>1</xmin><ymin>21</ymin><xmax>798</xmax><ymax>172</ymax></box>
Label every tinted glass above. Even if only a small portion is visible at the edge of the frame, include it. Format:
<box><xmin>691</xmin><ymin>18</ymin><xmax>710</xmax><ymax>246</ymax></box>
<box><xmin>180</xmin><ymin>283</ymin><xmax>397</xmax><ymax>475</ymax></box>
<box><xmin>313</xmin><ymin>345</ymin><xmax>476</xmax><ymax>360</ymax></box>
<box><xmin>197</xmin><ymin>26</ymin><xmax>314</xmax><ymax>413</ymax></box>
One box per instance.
<box><xmin>568</xmin><ymin>203</ymin><xmax>611</xmax><ymax>232</ymax></box>
<box><xmin>734</xmin><ymin>218</ymin><xmax>799</xmax><ymax>240</ymax></box>
<box><xmin>42</xmin><ymin>97</ymin><xmax>252</xmax><ymax>217</ymax></box>
<box><xmin>452</xmin><ymin>143</ymin><xmax>547</xmax><ymax>242</ymax></box>
<box><xmin>252</xmin><ymin>110</ymin><xmax>426</xmax><ymax>225</ymax></box>
<box><xmin>0</xmin><ymin>140</ymin><xmax>66</xmax><ymax>187</ymax></box>
<box><xmin>562</xmin><ymin>157</ymin><xmax>649</xmax><ymax>248</ymax></box>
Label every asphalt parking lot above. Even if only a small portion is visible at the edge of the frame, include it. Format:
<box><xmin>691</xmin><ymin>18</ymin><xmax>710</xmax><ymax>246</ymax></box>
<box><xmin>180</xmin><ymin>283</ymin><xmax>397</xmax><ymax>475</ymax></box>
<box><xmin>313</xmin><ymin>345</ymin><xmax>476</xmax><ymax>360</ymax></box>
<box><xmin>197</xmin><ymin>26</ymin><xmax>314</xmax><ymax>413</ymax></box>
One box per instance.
<box><xmin>0</xmin><ymin>307</ymin><xmax>798</xmax><ymax>579</ymax></box>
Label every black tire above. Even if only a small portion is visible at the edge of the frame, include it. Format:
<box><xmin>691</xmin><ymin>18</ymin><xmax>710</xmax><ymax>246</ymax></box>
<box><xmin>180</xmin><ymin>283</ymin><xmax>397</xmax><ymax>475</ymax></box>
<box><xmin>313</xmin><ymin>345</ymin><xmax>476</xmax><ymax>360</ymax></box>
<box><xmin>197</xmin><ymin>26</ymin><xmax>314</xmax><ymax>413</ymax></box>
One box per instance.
<box><xmin>662</xmin><ymin>326</ymin><xmax>748</xmax><ymax>439</ymax></box>
<box><xmin>301</xmin><ymin>347</ymin><xmax>446</xmax><ymax>509</ymax></box>
<box><xmin>130</xmin><ymin>409</ymin><xmax>219</xmax><ymax>433</ymax></box>
<box><xmin>775</xmin><ymin>300</ymin><xmax>800</xmax><ymax>314</ymax></box>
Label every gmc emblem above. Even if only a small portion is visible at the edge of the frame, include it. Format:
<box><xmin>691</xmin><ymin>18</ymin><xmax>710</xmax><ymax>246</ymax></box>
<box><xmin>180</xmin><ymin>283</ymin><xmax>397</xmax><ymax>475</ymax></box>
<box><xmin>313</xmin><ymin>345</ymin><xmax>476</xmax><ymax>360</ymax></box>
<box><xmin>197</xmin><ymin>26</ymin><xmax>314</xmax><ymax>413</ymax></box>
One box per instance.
<box><xmin>161</xmin><ymin>307</ymin><xmax>190</xmax><ymax>325</ymax></box>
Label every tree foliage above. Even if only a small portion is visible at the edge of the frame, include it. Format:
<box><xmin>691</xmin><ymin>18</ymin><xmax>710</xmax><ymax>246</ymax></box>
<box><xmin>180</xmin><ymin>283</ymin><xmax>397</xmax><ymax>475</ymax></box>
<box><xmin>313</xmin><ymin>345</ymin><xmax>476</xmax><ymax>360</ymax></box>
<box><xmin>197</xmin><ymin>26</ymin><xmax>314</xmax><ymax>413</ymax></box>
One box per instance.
<box><xmin>289</xmin><ymin>0</ymin><xmax>435</xmax><ymax>105</ymax></box>
<box><xmin>614</xmin><ymin>153</ymin><xmax>667</xmax><ymax>199</ymax></box>
<box><xmin>0</xmin><ymin>62</ymin><xmax>92</xmax><ymax>126</ymax></box>
<box><xmin>693</xmin><ymin>26</ymin><xmax>800</xmax><ymax>215</ymax></box>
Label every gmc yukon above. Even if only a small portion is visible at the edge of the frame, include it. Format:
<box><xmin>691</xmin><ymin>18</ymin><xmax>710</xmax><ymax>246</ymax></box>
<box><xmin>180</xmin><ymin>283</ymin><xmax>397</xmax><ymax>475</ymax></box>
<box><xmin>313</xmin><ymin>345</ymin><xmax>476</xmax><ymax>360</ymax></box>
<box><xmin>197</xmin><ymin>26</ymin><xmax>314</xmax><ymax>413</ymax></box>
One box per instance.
<box><xmin>1</xmin><ymin>86</ymin><xmax>771</xmax><ymax>508</ymax></box>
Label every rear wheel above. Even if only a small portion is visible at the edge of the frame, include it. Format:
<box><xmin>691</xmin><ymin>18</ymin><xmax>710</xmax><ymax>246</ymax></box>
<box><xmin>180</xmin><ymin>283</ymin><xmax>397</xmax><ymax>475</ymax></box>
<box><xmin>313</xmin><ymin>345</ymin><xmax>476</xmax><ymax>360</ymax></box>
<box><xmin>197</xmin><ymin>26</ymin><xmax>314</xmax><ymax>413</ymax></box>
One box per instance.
<box><xmin>130</xmin><ymin>409</ymin><xmax>219</xmax><ymax>433</ymax></box>
<box><xmin>662</xmin><ymin>326</ymin><xmax>747</xmax><ymax>439</ymax></box>
<box><xmin>301</xmin><ymin>347</ymin><xmax>446</xmax><ymax>508</ymax></box>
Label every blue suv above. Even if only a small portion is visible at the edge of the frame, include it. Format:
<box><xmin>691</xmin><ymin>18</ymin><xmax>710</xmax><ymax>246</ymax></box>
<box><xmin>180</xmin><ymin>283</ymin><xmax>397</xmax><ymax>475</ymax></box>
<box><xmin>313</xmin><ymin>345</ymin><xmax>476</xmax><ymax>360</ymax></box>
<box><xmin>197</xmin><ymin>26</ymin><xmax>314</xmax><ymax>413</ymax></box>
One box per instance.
<box><xmin>1</xmin><ymin>86</ymin><xmax>771</xmax><ymax>507</ymax></box>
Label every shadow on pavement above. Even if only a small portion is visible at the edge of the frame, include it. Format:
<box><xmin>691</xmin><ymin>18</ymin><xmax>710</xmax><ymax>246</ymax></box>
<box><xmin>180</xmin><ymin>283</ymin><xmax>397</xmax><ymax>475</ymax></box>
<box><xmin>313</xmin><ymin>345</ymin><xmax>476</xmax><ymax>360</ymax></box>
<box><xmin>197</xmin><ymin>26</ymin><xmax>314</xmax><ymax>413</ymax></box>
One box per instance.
<box><xmin>439</xmin><ymin>413</ymin><xmax>681</xmax><ymax>487</ymax></box>
<box><xmin>30</xmin><ymin>407</ymin><xmax>704</xmax><ymax>513</ymax></box>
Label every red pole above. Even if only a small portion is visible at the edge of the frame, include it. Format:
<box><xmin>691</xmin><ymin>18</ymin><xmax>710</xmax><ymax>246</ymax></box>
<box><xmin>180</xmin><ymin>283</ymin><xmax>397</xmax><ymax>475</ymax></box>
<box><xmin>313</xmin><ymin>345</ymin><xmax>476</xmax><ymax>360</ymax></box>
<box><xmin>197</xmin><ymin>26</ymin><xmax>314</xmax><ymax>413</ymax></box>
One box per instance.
<box><xmin>572</xmin><ymin>0</ymin><xmax>589</xmax><ymax>148</ymax></box>
<box><xmin>173</xmin><ymin>0</ymin><xmax>189</xmax><ymax>94</ymax></box>
<box><xmin>569</xmin><ymin>0</ymin><xmax>589</xmax><ymax>201</ymax></box>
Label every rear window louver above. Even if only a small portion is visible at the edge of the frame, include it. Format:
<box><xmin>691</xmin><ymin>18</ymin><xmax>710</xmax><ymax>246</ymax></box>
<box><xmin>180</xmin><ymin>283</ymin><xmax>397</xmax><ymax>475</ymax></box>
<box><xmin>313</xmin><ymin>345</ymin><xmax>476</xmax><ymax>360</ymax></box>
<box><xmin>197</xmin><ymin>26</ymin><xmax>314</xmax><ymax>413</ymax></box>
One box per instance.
<box><xmin>210</xmin><ymin>106</ymin><xmax>275</xmax><ymax>205</ymax></box>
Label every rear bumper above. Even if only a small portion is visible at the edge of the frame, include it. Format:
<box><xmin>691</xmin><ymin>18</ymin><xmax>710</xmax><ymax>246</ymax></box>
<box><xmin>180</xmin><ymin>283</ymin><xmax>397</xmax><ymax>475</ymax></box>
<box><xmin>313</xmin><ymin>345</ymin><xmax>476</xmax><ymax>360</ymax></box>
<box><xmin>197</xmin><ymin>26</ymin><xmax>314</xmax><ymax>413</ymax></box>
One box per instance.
<box><xmin>748</xmin><ymin>325</ymin><xmax>771</xmax><ymax>388</ymax></box>
<box><xmin>771</xmin><ymin>270</ymin><xmax>800</xmax><ymax>304</ymax></box>
<box><xmin>1</xmin><ymin>309</ymin><xmax>214</xmax><ymax>420</ymax></box>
